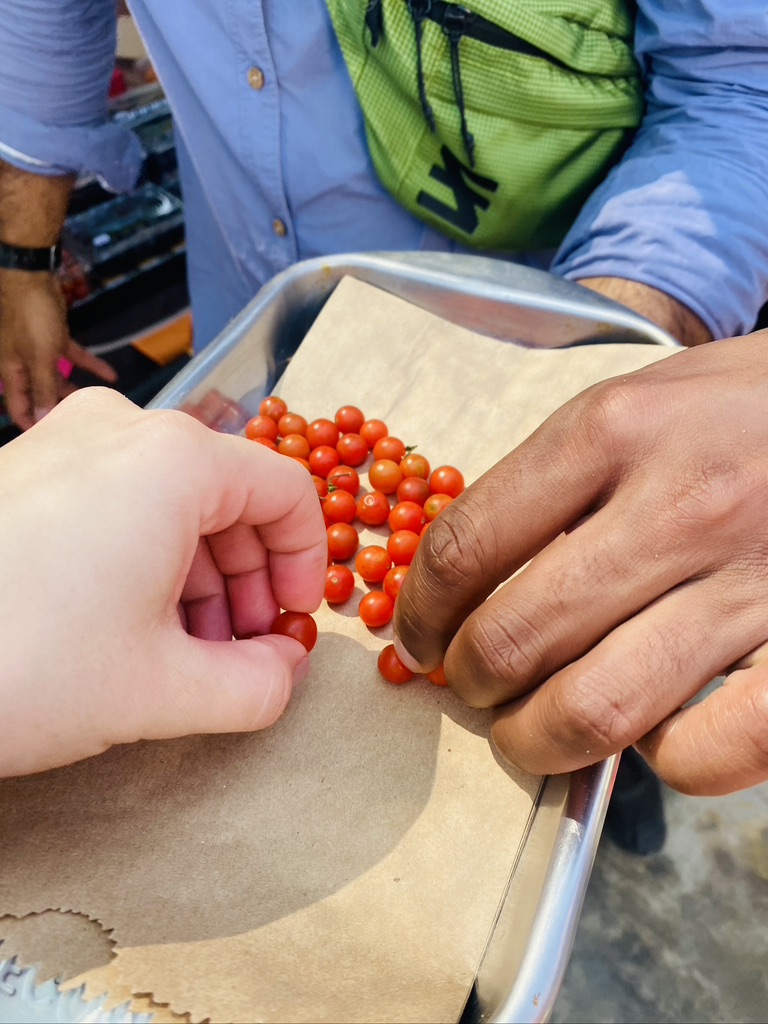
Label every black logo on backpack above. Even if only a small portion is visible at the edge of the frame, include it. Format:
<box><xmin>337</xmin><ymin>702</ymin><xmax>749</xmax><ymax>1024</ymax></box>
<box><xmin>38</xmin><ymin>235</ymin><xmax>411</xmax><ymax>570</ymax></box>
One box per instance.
<box><xmin>416</xmin><ymin>145</ymin><xmax>498</xmax><ymax>237</ymax></box>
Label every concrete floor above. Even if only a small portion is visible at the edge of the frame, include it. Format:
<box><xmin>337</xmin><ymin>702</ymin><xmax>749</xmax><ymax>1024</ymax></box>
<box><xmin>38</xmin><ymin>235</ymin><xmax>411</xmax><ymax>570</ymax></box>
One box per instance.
<box><xmin>553</xmin><ymin>779</ymin><xmax>768</xmax><ymax>1024</ymax></box>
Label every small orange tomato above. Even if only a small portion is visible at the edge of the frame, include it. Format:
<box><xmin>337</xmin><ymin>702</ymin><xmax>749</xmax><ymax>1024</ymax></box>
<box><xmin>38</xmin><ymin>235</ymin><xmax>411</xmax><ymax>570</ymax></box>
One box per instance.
<box><xmin>306</xmin><ymin>418</ymin><xmax>340</xmax><ymax>449</ymax></box>
<box><xmin>369</xmin><ymin>459</ymin><xmax>403</xmax><ymax>495</ymax></box>
<box><xmin>309</xmin><ymin>444</ymin><xmax>341</xmax><ymax>479</ymax></box>
<box><xmin>259</xmin><ymin>395</ymin><xmax>288</xmax><ymax>421</ymax></box>
<box><xmin>360</xmin><ymin>418</ymin><xmax>388</xmax><ymax>446</ymax></box>
<box><xmin>324</xmin><ymin>489</ymin><xmax>358</xmax><ymax>524</ymax></box>
<box><xmin>254</xmin><ymin>437</ymin><xmax>278</xmax><ymax>451</ymax></box>
<box><xmin>378</xmin><ymin>644</ymin><xmax>414</xmax><ymax>684</ymax></box>
<box><xmin>400</xmin><ymin>453</ymin><xmax>430</xmax><ymax>479</ymax></box>
<box><xmin>327</xmin><ymin>522</ymin><xmax>359</xmax><ymax>561</ymax></box>
<box><xmin>356</xmin><ymin>545</ymin><xmax>392</xmax><ymax>583</ymax></box>
<box><xmin>278</xmin><ymin>412</ymin><xmax>308</xmax><ymax>437</ymax></box>
<box><xmin>388</xmin><ymin>529</ymin><xmax>420</xmax><ymax>566</ymax></box>
<box><xmin>245</xmin><ymin>414</ymin><xmax>279</xmax><ymax>442</ymax></box>
<box><xmin>325</xmin><ymin>565</ymin><xmax>355</xmax><ymax>604</ymax></box>
<box><xmin>427</xmin><ymin>664</ymin><xmax>448</xmax><ymax>686</ymax></box>
<box><xmin>373</xmin><ymin>435</ymin><xmax>407</xmax><ymax>463</ymax></box>
<box><xmin>383</xmin><ymin>564</ymin><xmax>409</xmax><ymax>602</ymax></box>
<box><xmin>278</xmin><ymin>433</ymin><xmax>311</xmax><ymax>460</ymax></box>
<box><xmin>423</xmin><ymin>493</ymin><xmax>453</xmax><ymax>521</ymax></box>
<box><xmin>327</xmin><ymin>465</ymin><xmax>361</xmax><ymax>496</ymax></box>
<box><xmin>271</xmin><ymin>610</ymin><xmax>318</xmax><ymax>652</ymax></box>
<box><xmin>356</xmin><ymin>490</ymin><xmax>390</xmax><ymax>527</ymax></box>
<box><xmin>335</xmin><ymin>405</ymin><xmax>365</xmax><ymax>434</ymax></box>
<box><xmin>336</xmin><ymin>432</ymin><xmax>369</xmax><ymax>467</ymax></box>
<box><xmin>429</xmin><ymin>465</ymin><xmax>465</xmax><ymax>498</ymax></box>
<box><xmin>359</xmin><ymin>590</ymin><xmax>394</xmax><ymax>628</ymax></box>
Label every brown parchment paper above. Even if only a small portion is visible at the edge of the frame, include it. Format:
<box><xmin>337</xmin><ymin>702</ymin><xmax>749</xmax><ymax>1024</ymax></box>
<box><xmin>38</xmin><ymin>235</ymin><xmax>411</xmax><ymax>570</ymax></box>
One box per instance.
<box><xmin>0</xmin><ymin>278</ymin><xmax>675</xmax><ymax>1023</ymax></box>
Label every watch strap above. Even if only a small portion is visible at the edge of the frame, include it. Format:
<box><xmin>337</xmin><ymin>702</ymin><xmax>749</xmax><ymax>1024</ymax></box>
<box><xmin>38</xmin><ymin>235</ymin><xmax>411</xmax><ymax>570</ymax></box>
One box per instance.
<box><xmin>0</xmin><ymin>239</ymin><xmax>62</xmax><ymax>272</ymax></box>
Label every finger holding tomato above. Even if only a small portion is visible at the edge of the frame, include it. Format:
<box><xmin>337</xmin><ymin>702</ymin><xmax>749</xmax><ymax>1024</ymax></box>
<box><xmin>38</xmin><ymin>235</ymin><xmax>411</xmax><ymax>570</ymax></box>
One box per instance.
<box><xmin>0</xmin><ymin>388</ymin><xmax>328</xmax><ymax>779</ymax></box>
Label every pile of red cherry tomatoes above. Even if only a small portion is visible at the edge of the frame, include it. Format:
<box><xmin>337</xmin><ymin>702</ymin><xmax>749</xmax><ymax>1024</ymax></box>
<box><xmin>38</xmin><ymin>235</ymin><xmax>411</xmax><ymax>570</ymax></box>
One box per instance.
<box><xmin>246</xmin><ymin>396</ymin><xmax>464</xmax><ymax>686</ymax></box>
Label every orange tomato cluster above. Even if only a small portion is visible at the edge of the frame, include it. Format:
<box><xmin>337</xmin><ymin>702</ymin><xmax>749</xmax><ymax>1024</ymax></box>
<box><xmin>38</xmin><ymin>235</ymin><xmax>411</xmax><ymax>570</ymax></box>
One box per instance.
<box><xmin>246</xmin><ymin>396</ymin><xmax>464</xmax><ymax>686</ymax></box>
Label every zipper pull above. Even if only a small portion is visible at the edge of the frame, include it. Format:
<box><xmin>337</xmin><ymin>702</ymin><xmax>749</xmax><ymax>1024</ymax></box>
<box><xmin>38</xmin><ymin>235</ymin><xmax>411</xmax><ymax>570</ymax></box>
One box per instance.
<box><xmin>364</xmin><ymin>0</ymin><xmax>384</xmax><ymax>47</ymax></box>
<box><xmin>406</xmin><ymin>0</ymin><xmax>436</xmax><ymax>132</ymax></box>
<box><xmin>440</xmin><ymin>5</ymin><xmax>475</xmax><ymax>166</ymax></box>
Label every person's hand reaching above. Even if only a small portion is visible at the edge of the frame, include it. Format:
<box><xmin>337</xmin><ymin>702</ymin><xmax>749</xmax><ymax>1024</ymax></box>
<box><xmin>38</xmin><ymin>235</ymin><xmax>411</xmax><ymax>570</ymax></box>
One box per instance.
<box><xmin>0</xmin><ymin>388</ymin><xmax>327</xmax><ymax>777</ymax></box>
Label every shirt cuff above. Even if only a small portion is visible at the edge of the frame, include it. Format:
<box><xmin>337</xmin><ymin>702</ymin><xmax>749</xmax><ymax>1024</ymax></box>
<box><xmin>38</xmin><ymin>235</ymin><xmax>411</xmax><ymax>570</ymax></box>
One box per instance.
<box><xmin>551</xmin><ymin>119</ymin><xmax>768</xmax><ymax>341</ymax></box>
<box><xmin>0</xmin><ymin>101</ymin><xmax>144</xmax><ymax>192</ymax></box>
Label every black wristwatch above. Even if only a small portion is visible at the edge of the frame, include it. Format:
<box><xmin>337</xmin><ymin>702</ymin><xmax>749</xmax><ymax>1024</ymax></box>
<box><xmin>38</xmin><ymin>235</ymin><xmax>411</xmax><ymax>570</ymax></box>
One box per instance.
<box><xmin>0</xmin><ymin>239</ymin><xmax>62</xmax><ymax>272</ymax></box>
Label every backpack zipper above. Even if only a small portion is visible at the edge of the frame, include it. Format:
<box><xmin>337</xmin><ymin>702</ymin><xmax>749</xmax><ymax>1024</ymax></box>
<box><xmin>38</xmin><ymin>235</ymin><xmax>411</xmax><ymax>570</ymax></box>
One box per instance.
<box><xmin>365</xmin><ymin>0</ymin><xmax>384</xmax><ymax>47</ymax></box>
<box><xmin>403</xmin><ymin>1</ymin><xmax>570</xmax><ymax>167</ymax></box>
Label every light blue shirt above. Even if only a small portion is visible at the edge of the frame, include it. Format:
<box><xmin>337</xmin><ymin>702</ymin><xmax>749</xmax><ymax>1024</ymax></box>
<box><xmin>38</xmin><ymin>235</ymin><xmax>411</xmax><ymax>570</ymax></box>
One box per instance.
<box><xmin>1</xmin><ymin>1</ymin><xmax>768</xmax><ymax>346</ymax></box>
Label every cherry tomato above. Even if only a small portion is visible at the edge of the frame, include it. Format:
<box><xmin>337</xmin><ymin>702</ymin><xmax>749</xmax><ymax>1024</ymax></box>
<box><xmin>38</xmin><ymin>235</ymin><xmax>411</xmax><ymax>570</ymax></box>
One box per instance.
<box><xmin>356</xmin><ymin>490</ymin><xmax>391</xmax><ymax>527</ymax></box>
<box><xmin>396</xmin><ymin>476</ymin><xmax>430</xmax><ymax>506</ymax></box>
<box><xmin>355</xmin><ymin>545</ymin><xmax>392</xmax><ymax>583</ymax></box>
<box><xmin>292</xmin><ymin>457</ymin><xmax>311</xmax><ymax>471</ymax></box>
<box><xmin>360</xmin><ymin>419</ymin><xmax>388</xmax><ymax>446</ymax></box>
<box><xmin>325</xmin><ymin>564</ymin><xmax>355</xmax><ymax>604</ymax></box>
<box><xmin>429</xmin><ymin>465</ymin><xmax>465</xmax><ymax>498</ymax></box>
<box><xmin>373</xmin><ymin>436</ymin><xmax>407</xmax><ymax>463</ymax></box>
<box><xmin>359</xmin><ymin>590</ymin><xmax>394</xmax><ymax>628</ymax></box>
<box><xmin>312</xmin><ymin>474</ymin><xmax>328</xmax><ymax>498</ymax></box>
<box><xmin>254</xmin><ymin>437</ymin><xmax>278</xmax><ymax>452</ymax></box>
<box><xmin>327</xmin><ymin>464</ymin><xmax>360</xmax><ymax>496</ymax></box>
<box><xmin>278</xmin><ymin>412</ymin><xmax>308</xmax><ymax>438</ymax></box>
<box><xmin>271</xmin><ymin>610</ymin><xmax>318</xmax><ymax>652</ymax></box>
<box><xmin>369</xmin><ymin>459</ymin><xmax>403</xmax><ymax>495</ymax></box>
<box><xmin>259</xmin><ymin>395</ymin><xmax>288</xmax><ymax>421</ymax></box>
<box><xmin>335</xmin><ymin>405</ymin><xmax>365</xmax><ymax>434</ymax></box>
<box><xmin>383</xmin><ymin>564</ymin><xmax>409</xmax><ymax>602</ymax></box>
<box><xmin>388</xmin><ymin>529</ymin><xmax>420</xmax><ymax>566</ymax></box>
<box><xmin>388</xmin><ymin>500</ymin><xmax>424</xmax><ymax>534</ymax></box>
<box><xmin>377</xmin><ymin>644</ymin><xmax>414</xmax><ymax>684</ymax></box>
<box><xmin>327</xmin><ymin>522</ymin><xmax>359</xmax><ymax>561</ymax></box>
<box><xmin>309</xmin><ymin>444</ymin><xmax>341</xmax><ymax>479</ymax></box>
<box><xmin>306</xmin><ymin>418</ymin><xmax>340</xmax><ymax>450</ymax></box>
<box><xmin>427</xmin><ymin>664</ymin><xmax>448</xmax><ymax>686</ymax></box>
<box><xmin>423</xmin><ymin>493</ymin><xmax>454</xmax><ymax>521</ymax></box>
<box><xmin>324</xmin><ymin>489</ymin><xmax>358</xmax><ymax>524</ymax></box>
<box><xmin>336</xmin><ymin>432</ymin><xmax>369</xmax><ymax>467</ymax></box>
<box><xmin>400</xmin><ymin>453</ymin><xmax>430</xmax><ymax>479</ymax></box>
<box><xmin>245</xmin><ymin>414</ymin><xmax>278</xmax><ymax>442</ymax></box>
<box><xmin>278</xmin><ymin>433</ymin><xmax>311</xmax><ymax>460</ymax></box>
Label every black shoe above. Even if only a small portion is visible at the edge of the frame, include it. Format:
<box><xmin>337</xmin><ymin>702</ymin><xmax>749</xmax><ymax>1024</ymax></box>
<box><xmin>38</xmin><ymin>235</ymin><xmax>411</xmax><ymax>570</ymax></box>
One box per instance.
<box><xmin>603</xmin><ymin>747</ymin><xmax>666</xmax><ymax>856</ymax></box>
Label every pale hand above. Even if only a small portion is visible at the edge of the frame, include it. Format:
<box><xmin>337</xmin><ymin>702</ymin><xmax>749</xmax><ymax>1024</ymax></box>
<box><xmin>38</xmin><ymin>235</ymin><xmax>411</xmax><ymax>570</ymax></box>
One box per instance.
<box><xmin>0</xmin><ymin>388</ymin><xmax>327</xmax><ymax>777</ymax></box>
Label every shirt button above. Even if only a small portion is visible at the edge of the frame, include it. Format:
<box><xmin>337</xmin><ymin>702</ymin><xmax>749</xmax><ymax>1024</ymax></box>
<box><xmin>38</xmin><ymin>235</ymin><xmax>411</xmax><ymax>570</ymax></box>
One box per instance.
<box><xmin>272</xmin><ymin>218</ymin><xmax>287</xmax><ymax>238</ymax></box>
<box><xmin>247</xmin><ymin>66</ymin><xmax>265</xmax><ymax>90</ymax></box>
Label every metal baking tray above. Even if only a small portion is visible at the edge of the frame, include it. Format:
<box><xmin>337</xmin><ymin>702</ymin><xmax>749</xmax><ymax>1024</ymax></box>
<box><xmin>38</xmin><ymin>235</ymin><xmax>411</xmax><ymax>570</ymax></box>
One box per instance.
<box><xmin>147</xmin><ymin>252</ymin><xmax>678</xmax><ymax>1023</ymax></box>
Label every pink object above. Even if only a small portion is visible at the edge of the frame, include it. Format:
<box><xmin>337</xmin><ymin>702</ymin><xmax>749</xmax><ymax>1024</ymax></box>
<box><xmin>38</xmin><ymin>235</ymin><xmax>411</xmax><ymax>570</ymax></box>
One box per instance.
<box><xmin>0</xmin><ymin>356</ymin><xmax>74</xmax><ymax>396</ymax></box>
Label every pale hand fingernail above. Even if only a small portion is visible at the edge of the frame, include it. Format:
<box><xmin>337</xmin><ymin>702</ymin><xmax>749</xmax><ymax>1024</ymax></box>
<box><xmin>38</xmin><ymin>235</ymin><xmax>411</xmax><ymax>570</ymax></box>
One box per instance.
<box><xmin>34</xmin><ymin>407</ymin><xmax>53</xmax><ymax>423</ymax></box>
<box><xmin>393</xmin><ymin>637</ymin><xmax>423</xmax><ymax>673</ymax></box>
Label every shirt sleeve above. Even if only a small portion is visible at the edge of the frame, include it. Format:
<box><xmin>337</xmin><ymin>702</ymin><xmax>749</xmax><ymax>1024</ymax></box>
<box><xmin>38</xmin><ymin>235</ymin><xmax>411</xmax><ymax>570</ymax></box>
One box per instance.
<box><xmin>0</xmin><ymin>0</ymin><xmax>143</xmax><ymax>191</ymax></box>
<box><xmin>552</xmin><ymin>1</ymin><xmax>768</xmax><ymax>339</ymax></box>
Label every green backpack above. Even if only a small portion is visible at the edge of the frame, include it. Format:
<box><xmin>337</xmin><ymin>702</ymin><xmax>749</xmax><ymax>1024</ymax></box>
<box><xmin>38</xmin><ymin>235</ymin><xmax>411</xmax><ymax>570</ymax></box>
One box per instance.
<box><xmin>325</xmin><ymin>0</ymin><xmax>643</xmax><ymax>250</ymax></box>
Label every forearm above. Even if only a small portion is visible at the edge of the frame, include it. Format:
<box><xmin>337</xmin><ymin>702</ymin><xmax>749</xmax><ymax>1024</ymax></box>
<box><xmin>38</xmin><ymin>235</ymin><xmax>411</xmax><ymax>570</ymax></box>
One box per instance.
<box><xmin>0</xmin><ymin>160</ymin><xmax>73</xmax><ymax>247</ymax></box>
<box><xmin>0</xmin><ymin>1</ymin><xmax>142</xmax><ymax>192</ymax></box>
<box><xmin>553</xmin><ymin>1</ymin><xmax>768</xmax><ymax>341</ymax></box>
<box><xmin>576</xmin><ymin>277</ymin><xmax>713</xmax><ymax>347</ymax></box>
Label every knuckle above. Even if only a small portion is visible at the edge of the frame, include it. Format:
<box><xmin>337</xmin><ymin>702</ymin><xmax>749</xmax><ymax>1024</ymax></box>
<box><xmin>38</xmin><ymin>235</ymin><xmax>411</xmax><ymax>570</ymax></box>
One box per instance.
<box><xmin>419</xmin><ymin>502</ymin><xmax>491</xmax><ymax>592</ymax></box>
<box><xmin>557</xmin><ymin>669</ymin><xmax>637</xmax><ymax>756</ymax></box>
<box><xmin>458</xmin><ymin>604</ymin><xmax>549</xmax><ymax>704</ymax></box>
<box><xmin>663</xmin><ymin>459</ymin><xmax>760</xmax><ymax>536</ymax></box>
<box><xmin>577</xmin><ymin>377</ymin><xmax>650</xmax><ymax>457</ymax></box>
